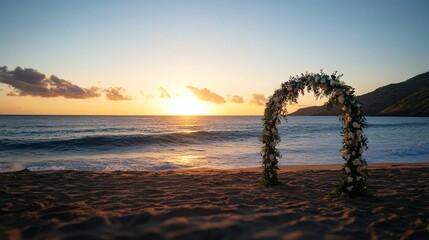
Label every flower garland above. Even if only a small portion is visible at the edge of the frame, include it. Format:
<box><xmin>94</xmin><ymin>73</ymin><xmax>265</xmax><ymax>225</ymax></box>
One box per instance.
<box><xmin>261</xmin><ymin>71</ymin><xmax>370</xmax><ymax>197</ymax></box>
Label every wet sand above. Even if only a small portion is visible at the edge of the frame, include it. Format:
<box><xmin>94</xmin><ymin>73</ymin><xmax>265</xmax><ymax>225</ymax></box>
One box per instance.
<box><xmin>1</xmin><ymin>163</ymin><xmax>428</xmax><ymax>239</ymax></box>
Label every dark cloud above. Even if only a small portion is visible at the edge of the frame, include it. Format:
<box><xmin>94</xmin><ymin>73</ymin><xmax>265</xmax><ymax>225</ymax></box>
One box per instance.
<box><xmin>0</xmin><ymin>66</ymin><xmax>100</xmax><ymax>99</ymax></box>
<box><xmin>159</xmin><ymin>87</ymin><xmax>171</xmax><ymax>99</ymax></box>
<box><xmin>186</xmin><ymin>86</ymin><xmax>226</xmax><ymax>104</ymax></box>
<box><xmin>231</xmin><ymin>95</ymin><xmax>244</xmax><ymax>103</ymax></box>
<box><xmin>104</xmin><ymin>87</ymin><xmax>133</xmax><ymax>101</ymax></box>
<box><xmin>250</xmin><ymin>93</ymin><xmax>267</xmax><ymax>106</ymax></box>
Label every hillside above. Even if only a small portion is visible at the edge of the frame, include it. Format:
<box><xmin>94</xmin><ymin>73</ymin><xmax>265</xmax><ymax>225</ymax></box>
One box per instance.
<box><xmin>291</xmin><ymin>71</ymin><xmax>429</xmax><ymax>116</ymax></box>
<box><xmin>378</xmin><ymin>86</ymin><xmax>429</xmax><ymax>116</ymax></box>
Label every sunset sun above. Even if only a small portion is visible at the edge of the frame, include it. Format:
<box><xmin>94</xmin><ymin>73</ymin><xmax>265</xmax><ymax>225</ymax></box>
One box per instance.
<box><xmin>167</xmin><ymin>95</ymin><xmax>210</xmax><ymax>116</ymax></box>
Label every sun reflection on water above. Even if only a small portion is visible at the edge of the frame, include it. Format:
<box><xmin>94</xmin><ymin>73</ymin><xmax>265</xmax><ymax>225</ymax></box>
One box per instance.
<box><xmin>173</xmin><ymin>154</ymin><xmax>207</xmax><ymax>167</ymax></box>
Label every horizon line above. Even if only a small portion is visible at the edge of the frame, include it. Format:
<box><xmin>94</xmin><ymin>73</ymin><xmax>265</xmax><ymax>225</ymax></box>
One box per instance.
<box><xmin>0</xmin><ymin>114</ymin><xmax>265</xmax><ymax>117</ymax></box>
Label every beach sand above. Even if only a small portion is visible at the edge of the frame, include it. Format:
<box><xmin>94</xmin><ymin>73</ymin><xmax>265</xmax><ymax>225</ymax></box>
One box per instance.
<box><xmin>1</xmin><ymin>163</ymin><xmax>429</xmax><ymax>239</ymax></box>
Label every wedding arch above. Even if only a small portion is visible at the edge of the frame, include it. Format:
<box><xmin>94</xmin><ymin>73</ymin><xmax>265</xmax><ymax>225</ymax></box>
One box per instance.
<box><xmin>260</xmin><ymin>71</ymin><xmax>369</xmax><ymax>197</ymax></box>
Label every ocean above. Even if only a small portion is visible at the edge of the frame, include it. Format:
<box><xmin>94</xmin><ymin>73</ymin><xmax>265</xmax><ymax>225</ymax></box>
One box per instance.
<box><xmin>1</xmin><ymin>115</ymin><xmax>428</xmax><ymax>172</ymax></box>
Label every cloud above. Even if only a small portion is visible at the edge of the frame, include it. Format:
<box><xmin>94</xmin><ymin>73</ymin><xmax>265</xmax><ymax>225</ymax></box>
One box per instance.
<box><xmin>186</xmin><ymin>86</ymin><xmax>226</xmax><ymax>104</ymax></box>
<box><xmin>140</xmin><ymin>91</ymin><xmax>154</xmax><ymax>99</ymax></box>
<box><xmin>159</xmin><ymin>87</ymin><xmax>171</xmax><ymax>99</ymax></box>
<box><xmin>250</xmin><ymin>93</ymin><xmax>267</xmax><ymax>106</ymax></box>
<box><xmin>104</xmin><ymin>87</ymin><xmax>133</xmax><ymax>101</ymax></box>
<box><xmin>230</xmin><ymin>95</ymin><xmax>244</xmax><ymax>103</ymax></box>
<box><xmin>0</xmin><ymin>66</ymin><xmax>100</xmax><ymax>99</ymax></box>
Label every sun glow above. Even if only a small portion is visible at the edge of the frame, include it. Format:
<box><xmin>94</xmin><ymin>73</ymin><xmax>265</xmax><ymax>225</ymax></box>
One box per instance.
<box><xmin>167</xmin><ymin>94</ymin><xmax>210</xmax><ymax>115</ymax></box>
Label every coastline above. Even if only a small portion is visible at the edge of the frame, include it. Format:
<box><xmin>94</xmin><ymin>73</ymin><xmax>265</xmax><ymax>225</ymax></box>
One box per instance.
<box><xmin>1</xmin><ymin>162</ymin><xmax>428</xmax><ymax>239</ymax></box>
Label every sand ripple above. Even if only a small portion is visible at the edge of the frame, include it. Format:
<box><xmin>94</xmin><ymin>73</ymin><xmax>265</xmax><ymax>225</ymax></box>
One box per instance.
<box><xmin>1</xmin><ymin>164</ymin><xmax>429</xmax><ymax>239</ymax></box>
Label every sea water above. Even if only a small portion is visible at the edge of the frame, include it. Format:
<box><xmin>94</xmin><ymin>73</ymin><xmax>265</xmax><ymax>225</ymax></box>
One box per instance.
<box><xmin>0</xmin><ymin>116</ymin><xmax>428</xmax><ymax>171</ymax></box>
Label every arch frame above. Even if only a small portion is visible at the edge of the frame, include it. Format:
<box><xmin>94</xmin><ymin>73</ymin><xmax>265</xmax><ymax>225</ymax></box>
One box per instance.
<box><xmin>260</xmin><ymin>71</ymin><xmax>369</xmax><ymax>197</ymax></box>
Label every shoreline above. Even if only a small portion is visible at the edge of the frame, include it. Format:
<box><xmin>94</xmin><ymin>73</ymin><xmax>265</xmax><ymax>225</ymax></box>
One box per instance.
<box><xmin>4</xmin><ymin>162</ymin><xmax>429</xmax><ymax>174</ymax></box>
<box><xmin>1</xmin><ymin>162</ymin><xmax>428</xmax><ymax>239</ymax></box>
<box><xmin>173</xmin><ymin>162</ymin><xmax>429</xmax><ymax>173</ymax></box>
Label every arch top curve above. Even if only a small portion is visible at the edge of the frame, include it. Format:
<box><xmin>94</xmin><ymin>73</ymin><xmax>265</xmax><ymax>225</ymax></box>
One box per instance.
<box><xmin>261</xmin><ymin>71</ymin><xmax>370</xmax><ymax>198</ymax></box>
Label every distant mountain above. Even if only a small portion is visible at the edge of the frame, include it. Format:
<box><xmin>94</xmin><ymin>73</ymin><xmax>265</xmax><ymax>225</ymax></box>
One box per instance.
<box><xmin>291</xmin><ymin>105</ymin><xmax>337</xmax><ymax>116</ymax></box>
<box><xmin>291</xmin><ymin>71</ymin><xmax>429</xmax><ymax>116</ymax></box>
<box><xmin>289</xmin><ymin>106</ymin><xmax>331</xmax><ymax>116</ymax></box>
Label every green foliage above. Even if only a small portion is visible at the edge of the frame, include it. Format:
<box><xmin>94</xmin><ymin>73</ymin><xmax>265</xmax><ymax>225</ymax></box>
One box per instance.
<box><xmin>261</xmin><ymin>71</ymin><xmax>370</xmax><ymax>197</ymax></box>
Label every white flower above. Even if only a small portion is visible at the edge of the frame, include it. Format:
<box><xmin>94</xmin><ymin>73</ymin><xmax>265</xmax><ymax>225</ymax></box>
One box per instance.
<box><xmin>330</xmin><ymin>80</ymin><xmax>335</xmax><ymax>86</ymax></box>
<box><xmin>269</xmin><ymin>154</ymin><xmax>274</xmax><ymax>160</ymax></box>
<box><xmin>271</xmin><ymin>128</ymin><xmax>276</xmax><ymax>133</ymax></box>
<box><xmin>346</xmin><ymin>186</ymin><xmax>353</xmax><ymax>191</ymax></box>
<box><xmin>352</xmin><ymin>151</ymin><xmax>356</xmax><ymax>156</ymax></box>
<box><xmin>356</xmin><ymin>176</ymin><xmax>362</xmax><ymax>181</ymax></box>
<box><xmin>345</xmin><ymin>167</ymin><xmax>351</xmax><ymax>174</ymax></box>
<box><xmin>348</xmin><ymin>132</ymin><xmax>354</xmax><ymax>139</ymax></box>
<box><xmin>338</xmin><ymin>95</ymin><xmax>345</xmax><ymax>104</ymax></box>
<box><xmin>287</xmin><ymin>86</ymin><xmax>293</xmax><ymax>91</ymax></box>
<box><xmin>359</xmin><ymin>147</ymin><xmax>365</xmax><ymax>154</ymax></box>
<box><xmin>353</xmin><ymin>159</ymin><xmax>361</xmax><ymax>166</ymax></box>
<box><xmin>357</xmin><ymin>103</ymin><xmax>362</xmax><ymax>108</ymax></box>
<box><xmin>352</xmin><ymin>122</ymin><xmax>360</xmax><ymax>128</ymax></box>
<box><xmin>347</xmin><ymin>177</ymin><xmax>353</xmax><ymax>183</ymax></box>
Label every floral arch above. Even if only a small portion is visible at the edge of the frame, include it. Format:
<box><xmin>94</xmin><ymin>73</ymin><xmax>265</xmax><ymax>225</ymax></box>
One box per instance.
<box><xmin>260</xmin><ymin>71</ymin><xmax>369</xmax><ymax>197</ymax></box>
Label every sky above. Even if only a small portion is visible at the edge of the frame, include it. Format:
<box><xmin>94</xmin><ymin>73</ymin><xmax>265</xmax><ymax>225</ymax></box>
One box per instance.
<box><xmin>1</xmin><ymin>0</ymin><xmax>428</xmax><ymax>115</ymax></box>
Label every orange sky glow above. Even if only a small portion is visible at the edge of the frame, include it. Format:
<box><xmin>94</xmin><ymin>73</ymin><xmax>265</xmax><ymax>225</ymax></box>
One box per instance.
<box><xmin>1</xmin><ymin>1</ymin><xmax>428</xmax><ymax>115</ymax></box>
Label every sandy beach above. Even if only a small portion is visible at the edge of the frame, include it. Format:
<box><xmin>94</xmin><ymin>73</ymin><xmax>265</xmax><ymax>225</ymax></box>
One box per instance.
<box><xmin>1</xmin><ymin>163</ymin><xmax>429</xmax><ymax>239</ymax></box>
